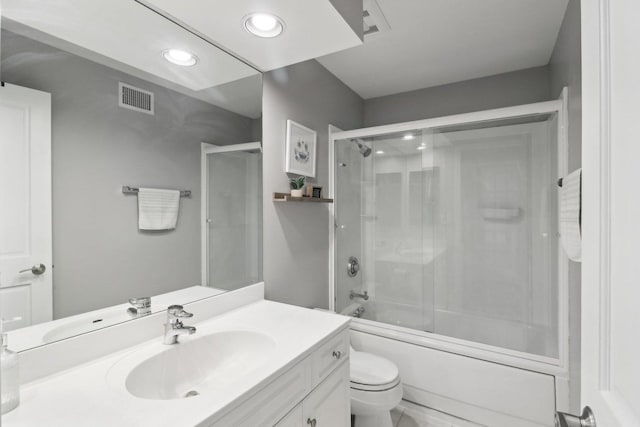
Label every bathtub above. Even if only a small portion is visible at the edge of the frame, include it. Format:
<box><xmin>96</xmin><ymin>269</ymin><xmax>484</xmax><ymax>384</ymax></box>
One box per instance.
<box><xmin>347</xmin><ymin>314</ymin><xmax>568</xmax><ymax>427</ymax></box>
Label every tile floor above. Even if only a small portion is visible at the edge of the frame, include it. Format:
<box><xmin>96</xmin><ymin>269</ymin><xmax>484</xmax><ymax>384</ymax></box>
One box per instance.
<box><xmin>389</xmin><ymin>401</ymin><xmax>481</xmax><ymax>427</ymax></box>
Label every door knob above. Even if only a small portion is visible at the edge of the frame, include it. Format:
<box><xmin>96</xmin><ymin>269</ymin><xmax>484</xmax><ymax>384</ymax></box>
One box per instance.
<box><xmin>19</xmin><ymin>264</ymin><xmax>46</xmax><ymax>275</ymax></box>
<box><xmin>555</xmin><ymin>406</ymin><xmax>596</xmax><ymax>427</ymax></box>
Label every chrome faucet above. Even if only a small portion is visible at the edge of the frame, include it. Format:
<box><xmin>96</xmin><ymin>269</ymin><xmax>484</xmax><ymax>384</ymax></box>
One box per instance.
<box><xmin>127</xmin><ymin>297</ymin><xmax>151</xmax><ymax>317</ymax></box>
<box><xmin>349</xmin><ymin>290</ymin><xmax>369</xmax><ymax>301</ymax></box>
<box><xmin>163</xmin><ymin>305</ymin><xmax>196</xmax><ymax>345</ymax></box>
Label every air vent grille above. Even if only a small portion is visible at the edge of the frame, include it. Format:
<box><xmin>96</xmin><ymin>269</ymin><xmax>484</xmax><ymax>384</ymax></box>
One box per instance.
<box><xmin>118</xmin><ymin>82</ymin><xmax>154</xmax><ymax>115</ymax></box>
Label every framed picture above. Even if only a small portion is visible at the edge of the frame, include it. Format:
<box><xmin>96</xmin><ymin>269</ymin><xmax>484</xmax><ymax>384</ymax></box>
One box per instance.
<box><xmin>285</xmin><ymin>120</ymin><xmax>317</xmax><ymax>177</ymax></box>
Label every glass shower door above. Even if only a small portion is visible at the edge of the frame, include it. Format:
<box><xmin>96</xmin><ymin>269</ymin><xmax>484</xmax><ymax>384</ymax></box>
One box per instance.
<box><xmin>334</xmin><ymin>134</ymin><xmax>436</xmax><ymax>331</ymax></box>
<box><xmin>205</xmin><ymin>144</ymin><xmax>262</xmax><ymax>291</ymax></box>
<box><xmin>334</xmin><ymin>112</ymin><xmax>561</xmax><ymax>360</ymax></box>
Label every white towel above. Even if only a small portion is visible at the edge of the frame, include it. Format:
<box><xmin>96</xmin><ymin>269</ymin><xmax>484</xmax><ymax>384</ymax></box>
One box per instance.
<box><xmin>559</xmin><ymin>169</ymin><xmax>581</xmax><ymax>262</ymax></box>
<box><xmin>137</xmin><ymin>188</ymin><xmax>180</xmax><ymax>230</ymax></box>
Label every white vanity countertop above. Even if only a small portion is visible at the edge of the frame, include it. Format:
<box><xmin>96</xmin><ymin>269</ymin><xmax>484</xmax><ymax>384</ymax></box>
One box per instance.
<box><xmin>3</xmin><ymin>300</ymin><xmax>350</xmax><ymax>427</ymax></box>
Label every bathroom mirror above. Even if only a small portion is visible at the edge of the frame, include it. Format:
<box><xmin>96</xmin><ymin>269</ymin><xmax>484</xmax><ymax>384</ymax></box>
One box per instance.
<box><xmin>0</xmin><ymin>1</ymin><xmax>263</xmax><ymax>351</ymax></box>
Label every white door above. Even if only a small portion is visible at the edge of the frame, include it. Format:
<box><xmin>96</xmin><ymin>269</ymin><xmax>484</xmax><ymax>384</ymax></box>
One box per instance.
<box><xmin>567</xmin><ymin>1</ymin><xmax>640</xmax><ymax>426</ymax></box>
<box><xmin>0</xmin><ymin>83</ymin><xmax>52</xmax><ymax>331</ymax></box>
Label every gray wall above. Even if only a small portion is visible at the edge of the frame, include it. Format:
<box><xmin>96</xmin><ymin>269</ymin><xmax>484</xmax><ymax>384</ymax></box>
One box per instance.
<box><xmin>549</xmin><ymin>0</ymin><xmax>582</xmax><ymax>413</ymax></box>
<box><xmin>262</xmin><ymin>60</ymin><xmax>363</xmax><ymax>308</ymax></box>
<box><xmin>363</xmin><ymin>66</ymin><xmax>551</xmax><ymax>126</ymax></box>
<box><xmin>1</xmin><ymin>31</ymin><xmax>255</xmax><ymax>318</ymax></box>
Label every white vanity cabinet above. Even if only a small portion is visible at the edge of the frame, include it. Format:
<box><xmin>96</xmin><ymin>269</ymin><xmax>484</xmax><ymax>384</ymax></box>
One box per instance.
<box><xmin>213</xmin><ymin>328</ymin><xmax>350</xmax><ymax>427</ymax></box>
<box><xmin>4</xmin><ymin>296</ymin><xmax>353</xmax><ymax>427</ymax></box>
<box><xmin>301</xmin><ymin>362</ymin><xmax>350</xmax><ymax>427</ymax></box>
<box><xmin>275</xmin><ymin>357</ymin><xmax>350</xmax><ymax>427</ymax></box>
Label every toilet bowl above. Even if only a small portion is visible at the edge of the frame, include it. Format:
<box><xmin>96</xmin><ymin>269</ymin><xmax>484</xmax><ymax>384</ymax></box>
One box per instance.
<box><xmin>350</xmin><ymin>347</ymin><xmax>403</xmax><ymax>427</ymax></box>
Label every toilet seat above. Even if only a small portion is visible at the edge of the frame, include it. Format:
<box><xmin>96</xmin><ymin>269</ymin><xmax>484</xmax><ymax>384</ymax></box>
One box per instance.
<box><xmin>349</xmin><ymin>348</ymin><xmax>403</xmax><ymax>427</ymax></box>
<box><xmin>350</xmin><ymin>348</ymin><xmax>400</xmax><ymax>390</ymax></box>
<box><xmin>351</xmin><ymin>376</ymin><xmax>401</xmax><ymax>392</ymax></box>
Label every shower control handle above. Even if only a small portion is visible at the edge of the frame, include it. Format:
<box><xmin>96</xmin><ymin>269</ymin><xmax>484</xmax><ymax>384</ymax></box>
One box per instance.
<box><xmin>347</xmin><ymin>256</ymin><xmax>360</xmax><ymax>277</ymax></box>
<box><xmin>307</xmin><ymin>418</ymin><xmax>317</xmax><ymax>427</ymax></box>
<box><xmin>332</xmin><ymin>350</ymin><xmax>342</xmax><ymax>359</ymax></box>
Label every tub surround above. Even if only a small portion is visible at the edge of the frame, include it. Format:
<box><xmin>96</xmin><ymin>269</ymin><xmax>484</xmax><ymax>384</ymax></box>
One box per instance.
<box><xmin>4</xmin><ymin>284</ymin><xmax>351</xmax><ymax>426</ymax></box>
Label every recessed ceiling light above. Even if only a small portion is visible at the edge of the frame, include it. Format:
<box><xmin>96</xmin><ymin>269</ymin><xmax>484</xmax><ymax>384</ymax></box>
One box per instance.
<box><xmin>416</xmin><ymin>146</ymin><xmax>426</xmax><ymax>151</ymax></box>
<box><xmin>375</xmin><ymin>150</ymin><xmax>385</xmax><ymax>155</ymax></box>
<box><xmin>244</xmin><ymin>13</ymin><xmax>285</xmax><ymax>38</ymax></box>
<box><xmin>162</xmin><ymin>49</ymin><xmax>198</xmax><ymax>66</ymax></box>
<box><xmin>402</xmin><ymin>133</ymin><xmax>415</xmax><ymax>140</ymax></box>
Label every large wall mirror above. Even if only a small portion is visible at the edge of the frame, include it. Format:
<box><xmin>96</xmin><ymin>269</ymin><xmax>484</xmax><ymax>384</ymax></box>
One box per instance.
<box><xmin>0</xmin><ymin>0</ymin><xmax>263</xmax><ymax>351</ymax></box>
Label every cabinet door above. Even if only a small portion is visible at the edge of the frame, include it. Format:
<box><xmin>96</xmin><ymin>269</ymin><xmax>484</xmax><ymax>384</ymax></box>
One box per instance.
<box><xmin>303</xmin><ymin>361</ymin><xmax>350</xmax><ymax>427</ymax></box>
<box><xmin>275</xmin><ymin>404</ymin><xmax>303</xmax><ymax>427</ymax></box>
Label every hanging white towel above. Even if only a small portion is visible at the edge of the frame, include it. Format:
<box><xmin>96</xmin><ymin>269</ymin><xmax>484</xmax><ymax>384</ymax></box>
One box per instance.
<box><xmin>137</xmin><ymin>188</ymin><xmax>180</xmax><ymax>230</ymax></box>
<box><xmin>559</xmin><ymin>169</ymin><xmax>581</xmax><ymax>262</ymax></box>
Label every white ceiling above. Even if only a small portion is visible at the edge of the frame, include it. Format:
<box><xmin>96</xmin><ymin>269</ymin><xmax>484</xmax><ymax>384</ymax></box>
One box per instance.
<box><xmin>140</xmin><ymin>0</ymin><xmax>364</xmax><ymax>72</ymax></box>
<box><xmin>317</xmin><ymin>0</ymin><xmax>569</xmax><ymax>99</ymax></box>
<box><xmin>1</xmin><ymin>0</ymin><xmax>262</xmax><ymax>117</ymax></box>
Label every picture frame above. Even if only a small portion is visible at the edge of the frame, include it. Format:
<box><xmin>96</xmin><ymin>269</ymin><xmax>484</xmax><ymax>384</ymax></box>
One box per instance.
<box><xmin>285</xmin><ymin>120</ymin><xmax>317</xmax><ymax>177</ymax></box>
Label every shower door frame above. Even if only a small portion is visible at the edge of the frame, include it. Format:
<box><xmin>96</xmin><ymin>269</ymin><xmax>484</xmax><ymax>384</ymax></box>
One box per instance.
<box><xmin>200</xmin><ymin>141</ymin><xmax>262</xmax><ymax>287</ymax></box>
<box><xmin>329</xmin><ymin>91</ymin><xmax>570</xmax><ymax>378</ymax></box>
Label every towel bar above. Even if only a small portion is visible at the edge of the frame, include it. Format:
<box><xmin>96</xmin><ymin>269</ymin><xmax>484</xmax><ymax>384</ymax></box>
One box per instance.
<box><xmin>122</xmin><ymin>186</ymin><xmax>191</xmax><ymax>197</ymax></box>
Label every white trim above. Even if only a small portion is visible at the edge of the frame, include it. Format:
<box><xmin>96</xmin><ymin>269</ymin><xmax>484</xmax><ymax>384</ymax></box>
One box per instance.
<box><xmin>555</xmin><ymin>87</ymin><xmax>572</xmax><ymax>408</ymax></box>
<box><xmin>328</xmin><ymin>99</ymin><xmax>570</xmax><ymax>377</ymax></box>
<box><xmin>328</xmin><ymin>125</ymin><xmax>342</xmax><ymax>311</ymax></box>
<box><xmin>331</xmin><ymin>100</ymin><xmax>563</xmax><ymax>142</ymax></box>
<box><xmin>200</xmin><ymin>141</ymin><xmax>261</xmax><ymax>287</ymax></box>
<box><xmin>202</xmin><ymin>142</ymin><xmax>261</xmax><ymax>155</ymax></box>
<box><xmin>596</xmin><ymin>0</ymin><xmax>612</xmax><ymax>391</ymax></box>
<box><xmin>201</xmin><ymin>142</ymin><xmax>218</xmax><ymax>287</ymax></box>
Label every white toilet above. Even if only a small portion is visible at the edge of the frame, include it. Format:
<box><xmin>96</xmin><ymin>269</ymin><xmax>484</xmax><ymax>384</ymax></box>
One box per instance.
<box><xmin>349</xmin><ymin>347</ymin><xmax>403</xmax><ymax>427</ymax></box>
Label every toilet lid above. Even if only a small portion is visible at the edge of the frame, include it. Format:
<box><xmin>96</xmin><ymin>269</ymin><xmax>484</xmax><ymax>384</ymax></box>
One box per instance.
<box><xmin>350</xmin><ymin>350</ymin><xmax>399</xmax><ymax>387</ymax></box>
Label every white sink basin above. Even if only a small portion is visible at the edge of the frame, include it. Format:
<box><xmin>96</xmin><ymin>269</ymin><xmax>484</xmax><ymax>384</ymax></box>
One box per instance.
<box><xmin>117</xmin><ymin>331</ymin><xmax>276</xmax><ymax>400</ymax></box>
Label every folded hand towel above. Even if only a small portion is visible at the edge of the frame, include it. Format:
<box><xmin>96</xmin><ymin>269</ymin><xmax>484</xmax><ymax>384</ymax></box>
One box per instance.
<box><xmin>559</xmin><ymin>169</ymin><xmax>581</xmax><ymax>262</ymax></box>
<box><xmin>137</xmin><ymin>188</ymin><xmax>180</xmax><ymax>230</ymax></box>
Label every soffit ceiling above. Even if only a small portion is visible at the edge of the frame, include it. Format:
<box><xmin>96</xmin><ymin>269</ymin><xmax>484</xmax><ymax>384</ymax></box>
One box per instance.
<box><xmin>317</xmin><ymin>0</ymin><xmax>569</xmax><ymax>99</ymax></box>
<box><xmin>1</xmin><ymin>0</ymin><xmax>262</xmax><ymax>118</ymax></box>
<box><xmin>139</xmin><ymin>0</ymin><xmax>364</xmax><ymax>72</ymax></box>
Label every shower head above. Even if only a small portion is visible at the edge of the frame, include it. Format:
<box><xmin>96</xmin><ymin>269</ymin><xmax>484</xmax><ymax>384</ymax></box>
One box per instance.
<box><xmin>351</xmin><ymin>139</ymin><xmax>372</xmax><ymax>157</ymax></box>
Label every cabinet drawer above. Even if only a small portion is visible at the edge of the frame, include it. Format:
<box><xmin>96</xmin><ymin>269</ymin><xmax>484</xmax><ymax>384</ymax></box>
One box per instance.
<box><xmin>213</xmin><ymin>358</ymin><xmax>311</xmax><ymax>427</ymax></box>
<box><xmin>311</xmin><ymin>329</ymin><xmax>349</xmax><ymax>387</ymax></box>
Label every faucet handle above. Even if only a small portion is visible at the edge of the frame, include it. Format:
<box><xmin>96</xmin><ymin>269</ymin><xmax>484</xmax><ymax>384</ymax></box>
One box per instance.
<box><xmin>129</xmin><ymin>297</ymin><xmax>151</xmax><ymax>308</ymax></box>
<box><xmin>167</xmin><ymin>305</ymin><xmax>193</xmax><ymax>319</ymax></box>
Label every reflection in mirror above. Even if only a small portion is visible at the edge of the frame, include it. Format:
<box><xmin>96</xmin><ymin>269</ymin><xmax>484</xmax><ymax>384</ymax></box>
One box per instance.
<box><xmin>0</xmin><ymin>1</ymin><xmax>263</xmax><ymax>351</ymax></box>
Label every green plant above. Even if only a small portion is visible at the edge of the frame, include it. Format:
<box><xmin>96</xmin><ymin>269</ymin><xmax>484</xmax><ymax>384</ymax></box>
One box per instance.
<box><xmin>289</xmin><ymin>176</ymin><xmax>306</xmax><ymax>190</ymax></box>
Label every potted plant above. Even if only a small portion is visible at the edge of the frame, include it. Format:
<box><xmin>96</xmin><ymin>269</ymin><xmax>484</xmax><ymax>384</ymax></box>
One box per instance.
<box><xmin>289</xmin><ymin>176</ymin><xmax>306</xmax><ymax>197</ymax></box>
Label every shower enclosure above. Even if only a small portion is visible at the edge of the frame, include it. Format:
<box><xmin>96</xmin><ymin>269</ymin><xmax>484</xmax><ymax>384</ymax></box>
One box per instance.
<box><xmin>201</xmin><ymin>142</ymin><xmax>263</xmax><ymax>291</ymax></box>
<box><xmin>331</xmin><ymin>99</ymin><xmax>568</xmax><ymax>369</ymax></box>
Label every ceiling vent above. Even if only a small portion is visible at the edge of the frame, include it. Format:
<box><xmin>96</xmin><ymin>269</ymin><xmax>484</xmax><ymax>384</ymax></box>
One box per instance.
<box><xmin>118</xmin><ymin>82</ymin><xmax>154</xmax><ymax>115</ymax></box>
<box><xmin>363</xmin><ymin>0</ymin><xmax>390</xmax><ymax>38</ymax></box>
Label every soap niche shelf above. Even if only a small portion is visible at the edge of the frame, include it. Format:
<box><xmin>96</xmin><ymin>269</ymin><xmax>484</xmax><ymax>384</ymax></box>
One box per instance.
<box><xmin>273</xmin><ymin>192</ymin><xmax>333</xmax><ymax>203</ymax></box>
